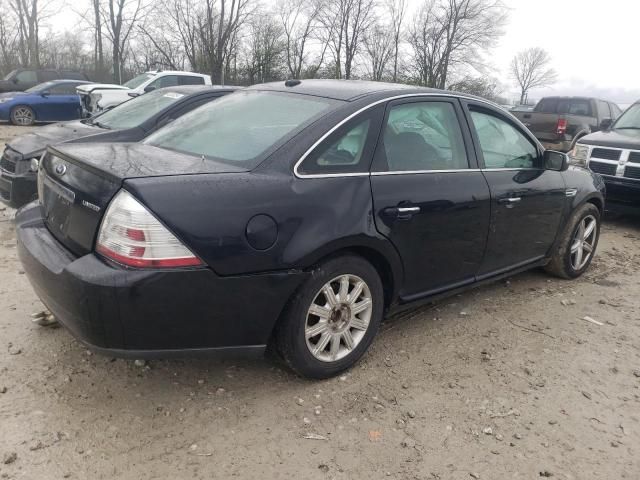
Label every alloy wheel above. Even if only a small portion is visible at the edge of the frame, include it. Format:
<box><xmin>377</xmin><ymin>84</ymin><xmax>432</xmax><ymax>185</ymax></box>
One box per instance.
<box><xmin>570</xmin><ymin>214</ymin><xmax>597</xmax><ymax>270</ymax></box>
<box><xmin>305</xmin><ymin>274</ymin><xmax>373</xmax><ymax>362</ymax></box>
<box><xmin>12</xmin><ymin>107</ymin><xmax>34</xmax><ymax>126</ymax></box>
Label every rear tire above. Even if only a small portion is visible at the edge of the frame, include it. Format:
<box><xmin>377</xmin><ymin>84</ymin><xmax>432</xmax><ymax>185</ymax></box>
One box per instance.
<box><xmin>545</xmin><ymin>203</ymin><xmax>600</xmax><ymax>279</ymax></box>
<box><xmin>10</xmin><ymin>105</ymin><xmax>35</xmax><ymax>126</ymax></box>
<box><xmin>275</xmin><ymin>255</ymin><xmax>384</xmax><ymax>379</ymax></box>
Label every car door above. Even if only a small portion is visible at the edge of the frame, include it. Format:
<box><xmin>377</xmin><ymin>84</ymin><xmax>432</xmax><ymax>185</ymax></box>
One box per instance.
<box><xmin>369</xmin><ymin>97</ymin><xmax>491</xmax><ymax>300</ymax></box>
<box><xmin>463</xmin><ymin>101</ymin><xmax>567</xmax><ymax>277</ymax></box>
<box><xmin>37</xmin><ymin>83</ymin><xmax>82</xmax><ymax>121</ymax></box>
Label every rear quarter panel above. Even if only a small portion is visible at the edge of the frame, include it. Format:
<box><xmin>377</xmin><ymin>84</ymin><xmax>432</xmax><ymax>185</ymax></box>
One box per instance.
<box><xmin>124</xmin><ymin>172</ymin><xmax>402</xmax><ymax>280</ymax></box>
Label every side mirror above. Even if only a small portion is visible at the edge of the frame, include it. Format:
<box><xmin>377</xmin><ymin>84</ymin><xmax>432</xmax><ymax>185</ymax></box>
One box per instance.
<box><xmin>600</xmin><ymin>118</ymin><xmax>613</xmax><ymax>130</ymax></box>
<box><xmin>143</xmin><ymin>85</ymin><xmax>155</xmax><ymax>93</ymax></box>
<box><xmin>544</xmin><ymin>150</ymin><xmax>569</xmax><ymax>171</ymax></box>
<box><xmin>127</xmin><ymin>92</ymin><xmax>140</xmax><ymax>98</ymax></box>
<box><xmin>41</xmin><ymin>91</ymin><xmax>50</xmax><ymax>97</ymax></box>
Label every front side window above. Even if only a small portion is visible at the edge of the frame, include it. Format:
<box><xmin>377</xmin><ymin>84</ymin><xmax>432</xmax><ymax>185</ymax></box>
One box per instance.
<box><xmin>39</xmin><ymin>70</ymin><xmax>58</xmax><ymax>82</ymax></box>
<box><xmin>124</xmin><ymin>73</ymin><xmax>156</xmax><ymax>89</ymax></box>
<box><xmin>94</xmin><ymin>89</ymin><xmax>186</xmax><ymax>129</ymax></box>
<box><xmin>613</xmin><ymin>103</ymin><xmax>640</xmax><ymax>130</ymax></box>
<box><xmin>596</xmin><ymin>100</ymin><xmax>611</xmax><ymax>119</ymax></box>
<box><xmin>25</xmin><ymin>81</ymin><xmax>55</xmax><ymax>93</ymax></box>
<box><xmin>144</xmin><ymin>91</ymin><xmax>337</xmax><ymax>168</ymax></box>
<box><xmin>15</xmin><ymin>70</ymin><xmax>37</xmax><ymax>84</ymax></box>
<box><xmin>470</xmin><ymin>110</ymin><xmax>538</xmax><ymax>169</ymax></box>
<box><xmin>148</xmin><ymin>75</ymin><xmax>179</xmax><ymax>90</ymax></box>
<box><xmin>379</xmin><ymin>101</ymin><xmax>468</xmax><ymax>171</ymax></box>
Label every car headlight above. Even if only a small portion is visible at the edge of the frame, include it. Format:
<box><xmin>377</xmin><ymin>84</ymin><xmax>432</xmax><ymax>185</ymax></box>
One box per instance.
<box><xmin>569</xmin><ymin>144</ymin><xmax>589</xmax><ymax>166</ymax></box>
<box><xmin>30</xmin><ymin>156</ymin><xmax>40</xmax><ymax>172</ymax></box>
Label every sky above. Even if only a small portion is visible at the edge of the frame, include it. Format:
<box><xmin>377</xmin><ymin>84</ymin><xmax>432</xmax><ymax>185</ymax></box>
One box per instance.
<box><xmin>493</xmin><ymin>0</ymin><xmax>640</xmax><ymax>105</ymax></box>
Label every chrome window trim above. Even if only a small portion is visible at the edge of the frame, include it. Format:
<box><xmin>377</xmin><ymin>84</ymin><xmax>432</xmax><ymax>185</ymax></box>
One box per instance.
<box><xmin>293</xmin><ymin>92</ymin><xmax>533</xmax><ymax>179</ymax></box>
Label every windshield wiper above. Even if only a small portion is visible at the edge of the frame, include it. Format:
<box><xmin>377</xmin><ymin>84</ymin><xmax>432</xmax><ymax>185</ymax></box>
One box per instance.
<box><xmin>614</xmin><ymin>126</ymin><xmax>640</xmax><ymax>130</ymax></box>
<box><xmin>92</xmin><ymin>121</ymin><xmax>111</xmax><ymax>130</ymax></box>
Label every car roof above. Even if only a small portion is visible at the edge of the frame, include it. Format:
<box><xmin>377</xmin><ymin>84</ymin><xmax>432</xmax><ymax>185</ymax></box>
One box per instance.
<box><xmin>50</xmin><ymin>79</ymin><xmax>91</xmax><ymax>84</ymax></box>
<box><xmin>248</xmin><ymin>79</ymin><xmax>464</xmax><ymax>102</ymax></box>
<box><xmin>159</xmin><ymin>85</ymin><xmax>241</xmax><ymax>96</ymax></box>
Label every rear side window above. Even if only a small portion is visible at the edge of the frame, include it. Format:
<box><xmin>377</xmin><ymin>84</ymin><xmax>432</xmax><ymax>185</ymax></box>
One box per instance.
<box><xmin>558</xmin><ymin>99</ymin><xmax>591</xmax><ymax>116</ymax></box>
<box><xmin>470</xmin><ymin>110</ymin><xmax>538</xmax><ymax>169</ymax></box>
<box><xmin>39</xmin><ymin>70</ymin><xmax>58</xmax><ymax>82</ymax></box>
<box><xmin>149</xmin><ymin>75</ymin><xmax>179</xmax><ymax>89</ymax></box>
<box><xmin>298</xmin><ymin>119</ymin><xmax>372</xmax><ymax>175</ymax></box>
<box><xmin>535</xmin><ymin>98</ymin><xmax>558</xmax><ymax>113</ymax></box>
<box><xmin>144</xmin><ymin>91</ymin><xmax>337</xmax><ymax>168</ymax></box>
<box><xmin>179</xmin><ymin>76</ymin><xmax>204</xmax><ymax>85</ymax></box>
<box><xmin>48</xmin><ymin>84</ymin><xmax>78</xmax><ymax>95</ymax></box>
<box><xmin>378</xmin><ymin>101</ymin><xmax>468</xmax><ymax>171</ymax></box>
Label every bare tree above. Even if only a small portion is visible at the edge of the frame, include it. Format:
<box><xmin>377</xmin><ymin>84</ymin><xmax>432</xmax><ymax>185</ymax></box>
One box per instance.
<box><xmin>363</xmin><ymin>23</ymin><xmax>393</xmax><ymax>81</ymax></box>
<box><xmin>387</xmin><ymin>0</ymin><xmax>405</xmax><ymax>82</ymax></box>
<box><xmin>0</xmin><ymin>0</ymin><xmax>20</xmax><ymax>73</ymax></box>
<box><xmin>448</xmin><ymin>74</ymin><xmax>501</xmax><ymax>101</ymax></box>
<box><xmin>320</xmin><ymin>0</ymin><xmax>375</xmax><ymax>79</ymax></box>
<box><xmin>511</xmin><ymin>47</ymin><xmax>557</xmax><ymax>105</ymax></box>
<box><xmin>408</xmin><ymin>0</ymin><xmax>507</xmax><ymax>89</ymax></box>
<box><xmin>202</xmin><ymin>0</ymin><xmax>253</xmax><ymax>84</ymax></box>
<box><xmin>11</xmin><ymin>0</ymin><xmax>49</xmax><ymax>67</ymax></box>
<box><xmin>101</xmin><ymin>0</ymin><xmax>145</xmax><ymax>83</ymax></box>
<box><xmin>278</xmin><ymin>0</ymin><xmax>327</xmax><ymax>79</ymax></box>
<box><xmin>241</xmin><ymin>15</ymin><xmax>285</xmax><ymax>84</ymax></box>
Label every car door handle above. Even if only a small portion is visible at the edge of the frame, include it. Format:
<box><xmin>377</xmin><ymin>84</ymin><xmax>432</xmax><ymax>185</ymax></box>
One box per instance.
<box><xmin>498</xmin><ymin>197</ymin><xmax>522</xmax><ymax>204</ymax></box>
<box><xmin>383</xmin><ymin>206</ymin><xmax>421</xmax><ymax>219</ymax></box>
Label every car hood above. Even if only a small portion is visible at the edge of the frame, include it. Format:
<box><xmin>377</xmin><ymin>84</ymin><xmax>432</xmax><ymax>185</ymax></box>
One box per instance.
<box><xmin>579</xmin><ymin>129</ymin><xmax>640</xmax><ymax>150</ymax></box>
<box><xmin>51</xmin><ymin>142</ymin><xmax>248</xmax><ymax>181</ymax></box>
<box><xmin>76</xmin><ymin>83</ymin><xmax>130</xmax><ymax>94</ymax></box>
<box><xmin>7</xmin><ymin>120</ymin><xmax>101</xmax><ymax>158</ymax></box>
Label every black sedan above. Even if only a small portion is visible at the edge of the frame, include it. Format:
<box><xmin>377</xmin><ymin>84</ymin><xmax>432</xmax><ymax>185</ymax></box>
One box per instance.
<box><xmin>16</xmin><ymin>80</ymin><xmax>605</xmax><ymax>379</ymax></box>
<box><xmin>0</xmin><ymin>85</ymin><xmax>237</xmax><ymax>208</ymax></box>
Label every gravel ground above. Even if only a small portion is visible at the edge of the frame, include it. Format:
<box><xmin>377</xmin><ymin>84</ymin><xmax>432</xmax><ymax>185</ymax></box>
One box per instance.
<box><xmin>0</xmin><ymin>125</ymin><xmax>639</xmax><ymax>479</ymax></box>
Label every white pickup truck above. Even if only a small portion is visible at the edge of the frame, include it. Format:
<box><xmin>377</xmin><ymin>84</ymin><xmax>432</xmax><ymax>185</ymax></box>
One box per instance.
<box><xmin>77</xmin><ymin>70</ymin><xmax>212</xmax><ymax>116</ymax></box>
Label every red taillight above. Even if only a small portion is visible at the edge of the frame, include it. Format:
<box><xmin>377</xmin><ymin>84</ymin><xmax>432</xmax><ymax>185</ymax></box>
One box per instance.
<box><xmin>556</xmin><ymin>118</ymin><xmax>568</xmax><ymax>135</ymax></box>
<box><xmin>96</xmin><ymin>190</ymin><xmax>204</xmax><ymax>269</ymax></box>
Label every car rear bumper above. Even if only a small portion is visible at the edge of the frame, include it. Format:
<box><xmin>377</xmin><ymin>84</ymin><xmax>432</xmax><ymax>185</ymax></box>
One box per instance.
<box><xmin>0</xmin><ymin>169</ymin><xmax>36</xmax><ymax>208</ymax></box>
<box><xmin>16</xmin><ymin>203</ymin><xmax>308</xmax><ymax>358</ymax></box>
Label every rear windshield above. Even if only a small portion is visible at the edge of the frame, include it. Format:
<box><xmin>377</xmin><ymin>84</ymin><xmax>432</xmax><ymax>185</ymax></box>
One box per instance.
<box><xmin>613</xmin><ymin>103</ymin><xmax>640</xmax><ymax>130</ymax></box>
<box><xmin>144</xmin><ymin>90</ymin><xmax>338</xmax><ymax>168</ymax></box>
<box><xmin>534</xmin><ymin>98</ymin><xmax>592</xmax><ymax>116</ymax></box>
<box><xmin>94</xmin><ymin>89</ymin><xmax>187</xmax><ymax>129</ymax></box>
<box><xmin>123</xmin><ymin>73</ymin><xmax>155</xmax><ymax>89</ymax></box>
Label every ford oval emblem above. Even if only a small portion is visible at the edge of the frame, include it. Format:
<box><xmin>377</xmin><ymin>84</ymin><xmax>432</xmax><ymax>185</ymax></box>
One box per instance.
<box><xmin>55</xmin><ymin>164</ymin><xmax>67</xmax><ymax>176</ymax></box>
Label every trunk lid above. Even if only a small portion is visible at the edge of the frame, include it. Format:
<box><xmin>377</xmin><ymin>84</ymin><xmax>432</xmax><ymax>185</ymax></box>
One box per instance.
<box><xmin>40</xmin><ymin>143</ymin><xmax>247</xmax><ymax>256</ymax></box>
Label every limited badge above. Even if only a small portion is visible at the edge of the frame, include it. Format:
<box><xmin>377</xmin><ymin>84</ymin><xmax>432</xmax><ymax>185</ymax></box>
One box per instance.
<box><xmin>55</xmin><ymin>164</ymin><xmax>67</xmax><ymax>176</ymax></box>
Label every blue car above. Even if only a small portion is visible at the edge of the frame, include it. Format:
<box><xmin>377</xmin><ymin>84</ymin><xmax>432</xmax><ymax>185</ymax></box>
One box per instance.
<box><xmin>0</xmin><ymin>80</ymin><xmax>90</xmax><ymax>126</ymax></box>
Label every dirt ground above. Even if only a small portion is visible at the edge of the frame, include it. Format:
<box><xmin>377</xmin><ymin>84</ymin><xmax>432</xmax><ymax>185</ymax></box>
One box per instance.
<box><xmin>0</xmin><ymin>124</ymin><xmax>639</xmax><ymax>480</ymax></box>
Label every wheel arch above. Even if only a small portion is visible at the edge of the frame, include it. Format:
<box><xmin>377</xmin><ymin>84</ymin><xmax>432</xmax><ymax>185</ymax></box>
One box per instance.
<box><xmin>10</xmin><ymin>104</ymin><xmax>36</xmax><ymax>125</ymax></box>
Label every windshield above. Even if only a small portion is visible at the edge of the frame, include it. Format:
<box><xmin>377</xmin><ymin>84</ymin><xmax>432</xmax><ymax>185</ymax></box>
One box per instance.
<box><xmin>25</xmin><ymin>81</ymin><xmax>55</xmax><ymax>93</ymax></box>
<box><xmin>3</xmin><ymin>70</ymin><xmax>17</xmax><ymax>81</ymax></box>
<box><xmin>144</xmin><ymin>91</ymin><xmax>338</xmax><ymax>168</ymax></box>
<box><xmin>613</xmin><ymin>104</ymin><xmax>640</xmax><ymax>129</ymax></box>
<box><xmin>94</xmin><ymin>89</ymin><xmax>187</xmax><ymax>129</ymax></box>
<box><xmin>123</xmin><ymin>73</ymin><xmax>155</xmax><ymax>89</ymax></box>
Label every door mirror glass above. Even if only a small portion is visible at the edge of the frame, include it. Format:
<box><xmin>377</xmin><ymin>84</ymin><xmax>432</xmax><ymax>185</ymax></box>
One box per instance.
<box><xmin>144</xmin><ymin>85</ymin><xmax>156</xmax><ymax>93</ymax></box>
<box><xmin>41</xmin><ymin>91</ymin><xmax>50</xmax><ymax>97</ymax></box>
<box><xmin>544</xmin><ymin>150</ymin><xmax>568</xmax><ymax>171</ymax></box>
<box><xmin>600</xmin><ymin>118</ymin><xmax>612</xmax><ymax>130</ymax></box>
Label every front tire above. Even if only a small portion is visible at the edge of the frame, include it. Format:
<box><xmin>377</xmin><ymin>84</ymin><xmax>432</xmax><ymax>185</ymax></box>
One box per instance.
<box><xmin>545</xmin><ymin>203</ymin><xmax>600</xmax><ymax>279</ymax></box>
<box><xmin>275</xmin><ymin>255</ymin><xmax>384</xmax><ymax>379</ymax></box>
<box><xmin>10</xmin><ymin>105</ymin><xmax>35</xmax><ymax>126</ymax></box>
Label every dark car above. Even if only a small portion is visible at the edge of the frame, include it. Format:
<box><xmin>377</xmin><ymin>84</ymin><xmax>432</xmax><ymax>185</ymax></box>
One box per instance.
<box><xmin>569</xmin><ymin>101</ymin><xmax>640</xmax><ymax>211</ymax></box>
<box><xmin>0</xmin><ymin>85</ymin><xmax>238</xmax><ymax>207</ymax></box>
<box><xmin>513</xmin><ymin>96</ymin><xmax>623</xmax><ymax>152</ymax></box>
<box><xmin>0</xmin><ymin>68</ymin><xmax>90</xmax><ymax>93</ymax></box>
<box><xmin>0</xmin><ymin>80</ymin><xmax>91</xmax><ymax>126</ymax></box>
<box><xmin>16</xmin><ymin>80</ymin><xmax>605</xmax><ymax>379</ymax></box>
